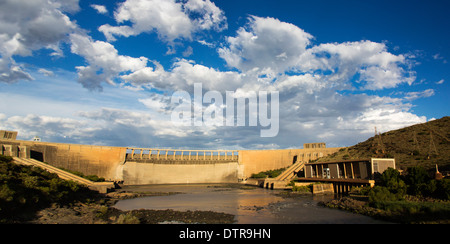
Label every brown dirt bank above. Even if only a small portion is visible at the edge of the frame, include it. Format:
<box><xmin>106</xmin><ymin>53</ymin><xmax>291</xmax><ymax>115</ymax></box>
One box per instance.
<box><xmin>26</xmin><ymin>191</ymin><xmax>236</xmax><ymax>224</ymax></box>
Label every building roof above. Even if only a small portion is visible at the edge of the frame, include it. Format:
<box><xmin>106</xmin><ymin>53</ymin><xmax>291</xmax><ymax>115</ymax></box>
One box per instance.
<box><xmin>306</xmin><ymin>158</ymin><xmax>395</xmax><ymax>165</ymax></box>
<box><xmin>305</xmin><ymin>159</ymin><xmax>372</xmax><ymax>165</ymax></box>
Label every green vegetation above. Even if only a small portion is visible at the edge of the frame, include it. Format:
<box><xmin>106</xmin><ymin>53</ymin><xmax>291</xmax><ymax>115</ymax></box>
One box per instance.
<box><xmin>0</xmin><ymin>155</ymin><xmax>97</xmax><ymax>223</ymax></box>
<box><xmin>57</xmin><ymin>167</ymin><xmax>105</xmax><ymax>182</ymax></box>
<box><xmin>372</xmin><ymin>167</ymin><xmax>450</xmax><ymax>201</ymax></box>
<box><xmin>326</xmin><ymin>167</ymin><xmax>450</xmax><ymax>223</ymax></box>
<box><xmin>250</xmin><ymin>167</ymin><xmax>286</xmax><ymax>178</ymax></box>
<box><xmin>288</xmin><ymin>181</ymin><xmax>312</xmax><ymax>193</ymax></box>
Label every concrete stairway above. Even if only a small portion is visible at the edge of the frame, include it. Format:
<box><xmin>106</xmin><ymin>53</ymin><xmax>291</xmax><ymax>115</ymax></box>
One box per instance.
<box><xmin>13</xmin><ymin>157</ymin><xmax>115</xmax><ymax>193</ymax></box>
<box><xmin>275</xmin><ymin>161</ymin><xmax>305</xmax><ymax>181</ymax></box>
<box><xmin>263</xmin><ymin>161</ymin><xmax>306</xmax><ymax>189</ymax></box>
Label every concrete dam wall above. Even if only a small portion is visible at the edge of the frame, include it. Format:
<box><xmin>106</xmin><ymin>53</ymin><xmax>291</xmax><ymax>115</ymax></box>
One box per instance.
<box><xmin>122</xmin><ymin>161</ymin><xmax>240</xmax><ymax>185</ymax></box>
<box><xmin>0</xmin><ymin>139</ymin><xmax>127</xmax><ymax>181</ymax></box>
<box><xmin>1</xmin><ymin>139</ymin><xmax>342</xmax><ymax>185</ymax></box>
<box><xmin>122</xmin><ymin>148</ymin><xmax>241</xmax><ymax>184</ymax></box>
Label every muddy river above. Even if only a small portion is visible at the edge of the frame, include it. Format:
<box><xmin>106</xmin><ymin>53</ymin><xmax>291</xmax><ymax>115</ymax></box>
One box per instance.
<box><xmin>114</xmin><ymin>184</ymin><xmax>389</xmax><ymax>224</ymax></box>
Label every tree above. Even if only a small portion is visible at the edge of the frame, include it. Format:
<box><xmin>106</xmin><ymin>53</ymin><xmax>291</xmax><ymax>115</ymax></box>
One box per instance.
<box><xmin>404</xmin><ymin>166</ymin><xmax>431</xmax><ymax>196</ymax></box>
<box><xmin>376</xmin><ymin>167</ymin><xmax>407</xmax><ymax>197</ymax></box>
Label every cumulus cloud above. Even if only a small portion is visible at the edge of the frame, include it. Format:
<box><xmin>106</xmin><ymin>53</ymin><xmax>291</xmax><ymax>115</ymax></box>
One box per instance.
<box><xmin>69</xmin><ymin>33</ymin><xmax>148</xmax><ymax>91</ymax></box>
<box><xmin>218</xmin><ymin>16</ymin><xmax>313</xmax><ymax>75</ymax></box>
<box><xmin>99</xmin><ymin>0</ymin><xmax>227</xmax><ymax>44</ymax></box>
<box><xmin>121</xmin><ymin>59</ymin><xmax>244</xmax><ymax>92</ymax></box>
<box><xmin>218</xmin><ymin>16</ymin><xmax>415</xmax><ymax>91</ymax></box>
<box><xmin>298</xmin><ymin>40</ymin><xmax>414</xmax><ymax>90</ymax></box>
<box><xmin>0</xmin><ymin>0</ymin><xmax>78</xmax><ymax>83</ymax></box>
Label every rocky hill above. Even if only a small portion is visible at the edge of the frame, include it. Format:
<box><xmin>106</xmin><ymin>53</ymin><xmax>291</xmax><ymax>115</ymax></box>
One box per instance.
<box><xmin>317</xmin><ymin>116</ymin><xmax>450</xmax><ymax>171</ymax></box>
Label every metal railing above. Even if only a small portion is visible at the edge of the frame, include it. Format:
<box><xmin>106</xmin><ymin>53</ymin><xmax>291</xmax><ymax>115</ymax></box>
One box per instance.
<box><xmin>125</xmin><ymin>148</ymin><xmax>239</xmax><ymax>161</ymax></box>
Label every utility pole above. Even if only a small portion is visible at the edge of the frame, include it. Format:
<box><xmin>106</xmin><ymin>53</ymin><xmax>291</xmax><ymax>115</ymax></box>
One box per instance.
<box><xmin>428</xmin><ymin>131</ymin><xmax>438</xmax><ymax>159</ymax></box>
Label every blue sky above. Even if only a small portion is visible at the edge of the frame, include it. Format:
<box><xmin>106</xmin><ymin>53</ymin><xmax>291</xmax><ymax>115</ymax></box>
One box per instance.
<box><xmin>0</xmin><ymin>0</ymin><xmax>449</xmax><ymax>149</ymax></box>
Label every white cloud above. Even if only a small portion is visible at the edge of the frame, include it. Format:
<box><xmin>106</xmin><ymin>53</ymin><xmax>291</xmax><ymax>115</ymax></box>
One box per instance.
<box><xmin>38</xmin><ymin>68</ymin><xmax>54</xmax><ymax>77</ymax></box>
<box><xmin>297</xmin><ymin>40</ymin><xmax>414</xmax><ymax>90</ymax></box>
<box><xmin>218</xmin><ymin>16</ymin><xmax>313</xmax><ymax>74</ymax></box>
<box><xmin>197</xmin><ymin>40</ymin><xmax>214</xmax><ymax>47</ymax></box>
<box><xmin>351</xmin><ymin>108</ymin><xmax>427</xmax><ymax>134</ymax></box>
<box><xmin>91</xmin><ymin>4</ymin><xmax>108</xmax><ymax>14</ymax></box>
<box><xmin>277</xmin><ymin>92</ymin><xmax>427</xmax><ymax>146</ymax></box>
<box><xmin>275</xmin><ymin>73</ymin><xmax>324</xmax><ymax>94</ymax></box>
<box><xmin>218</xmin><ymin>17</ymin><xmax>414</xmax><ymax>91</ymax></box>
<box><xmin>359</xmin><ymin>65</ymin><xmax>410</xmax><ymax>90</ymax></box>
<box><xmin>107</xmin><ymin>16</ymin><xmax>428</xmax><ymax>148</ymax></box>
<box><xmin>0</xmin><ymin>0</ymin><xmax>78</xmax><ymax>83</ymax></box>
<box><xmin>433</xmin><ymin>53</ymin><xmax>447</xmax><ymax>64</ymax></box>
<box><xmin>436</xmin><ymin>79</ymin><xmax>445</xmax><ymax>85</ymax></box>
<box><xmin>184</xmin><ymin>0</ymin><xmax>228</xmax><ymax>32</ymax></box>
<box><xmin>182</xmin><ymin>46</ymin><xmax>194</xmax><ymax>57</ymax></box>
<box><xmin>139</xmin><ymin>95</ymin><xmax>174</xmax><ymax>114</ymax></box>
<box><xmin>78</xmin><ymin>108</ymin><xmax>153</xmax><ymax>128</ymax></box>
<box><xmin>99</xmin><ymin>0</ymin><xmax>226</xmax><ymax>44</ymax></box>
<box><xmin>403</xmin><ymin>89</ymin><xmax>435</xmax><ymax>101</ymax></box>
<box><xmin>121</xmin><ymin>59</ymin><xmax>244</xmax><ymax>92</ymax></box>
<box><xmin>69</xmin><ymin>33</ymin><xmax>148</xmax><ymax>91</ymax></box>
<box><xmin>1</xmin><ymin>113</ymin><xmax>88</xmax><ymax>141</ymax></box>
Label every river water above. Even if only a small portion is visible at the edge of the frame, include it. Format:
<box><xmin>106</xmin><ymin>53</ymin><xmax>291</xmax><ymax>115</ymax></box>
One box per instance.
<box><xmin>114</xmin><ymin>184</ymin><xmax>389</xmax><ymax>224</ymax></box>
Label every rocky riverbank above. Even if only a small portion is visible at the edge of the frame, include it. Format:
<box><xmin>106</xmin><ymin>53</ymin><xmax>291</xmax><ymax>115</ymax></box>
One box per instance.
<box><xmin>320</xmin><ymin>196</ymin><xmax>450</xmax><ymax>224</ymax></box>
<box><xmin>26</xmin><ymin>190</ymin><xmax>236</xmax><ymax>224</ymax></box>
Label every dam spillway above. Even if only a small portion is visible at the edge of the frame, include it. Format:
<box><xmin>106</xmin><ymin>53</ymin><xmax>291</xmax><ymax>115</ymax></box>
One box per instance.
<box><xmin>123</xmin><ymin>148</ymin><xmax>241</xmax><ymax>185</ymax></box>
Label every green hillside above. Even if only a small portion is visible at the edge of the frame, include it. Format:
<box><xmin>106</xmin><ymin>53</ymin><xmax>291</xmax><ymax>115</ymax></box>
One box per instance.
<box><xmin>317</xmin><ymin>116</ymin><xmax>450</xmax><ymax>171</ymax></box>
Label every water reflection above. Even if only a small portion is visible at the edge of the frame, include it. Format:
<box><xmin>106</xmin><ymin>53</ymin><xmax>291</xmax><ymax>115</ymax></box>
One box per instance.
<box><xmin>114</xmin><ymin>184</ymin><xmax>387</xmax><ymax>224</ymax></box>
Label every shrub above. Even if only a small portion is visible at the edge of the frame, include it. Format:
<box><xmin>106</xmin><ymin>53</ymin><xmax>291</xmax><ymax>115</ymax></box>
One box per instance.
<box><xmin>250</xmin><ymin>168</ymin><xmax>286</xmax><ymax>178</ymax></box>
<box><xmin>0</xmin><ymin>159</ymin><xmax>97</xmax><ymax>222</ymax></box>
<box><xmin>429</xmin><ymin>179</ymin><xmax>450</xmax><ymax>200</ymax></box>
<box><xmin>116</xmin><ymin>213</ymin><xmax>140</xmax><ymax>224</ymax></box>
<box><xmin>60</xmin><ymin>168</ymin><xmax>105</xmax><ymax>182</ymax></box>
<box><xmin>404</xmin><ymin>166</ymin><xmax>431</xmax><ymax>195</ymax></box>
<box><xmin>0</xmin><ymin>155</ymin><xmax>13</xmax><ymax>163</ymax></box>
<box><xmin>250</xmin><ymin>172</ymin><xmax>267</xmax><ymax>179</ymax></box>
<box><xmin>368</xmin><ymin>186</ymin><xmax>404</xmax><ymax>207</ymax></box>
<box><xmin>85</xmin><ymin>175</ymin><xmax>105</xmax><ymax>182</ymax></box>
<box><xmin>376</xmin><ymin>168</ymin><xmax>407</xmax><ymax>197</ymax></box>
<box><xmin>288</xmin><ymin>181</ymin><xmax>312</xmax><ymax>193</ymax></box>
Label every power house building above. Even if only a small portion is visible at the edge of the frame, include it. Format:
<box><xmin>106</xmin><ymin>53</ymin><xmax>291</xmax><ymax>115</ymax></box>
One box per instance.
<box><xmin>304</xmin><ymin>158</ymin><xmax>396</xmax><ymax>180</ymax></box>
